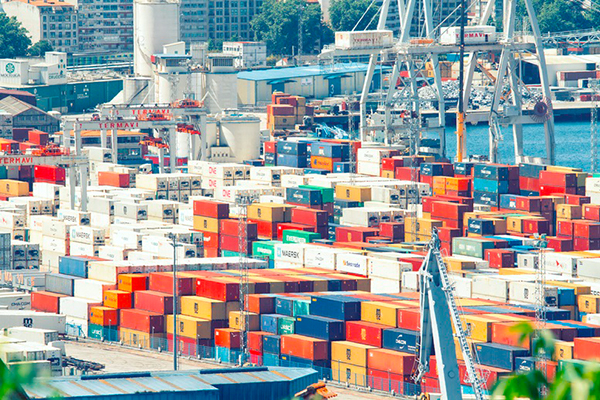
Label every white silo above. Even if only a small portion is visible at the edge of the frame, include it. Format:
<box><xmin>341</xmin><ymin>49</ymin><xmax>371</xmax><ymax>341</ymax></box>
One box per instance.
<box><xmin>219</xmin><ymin>114</ymin><xmax>261</xmax><ymax>162</ymax></box>
<box><xmin>133</xmin><ymin>0</ymin><xmax>180</xmax><ymax>77</ymax></box>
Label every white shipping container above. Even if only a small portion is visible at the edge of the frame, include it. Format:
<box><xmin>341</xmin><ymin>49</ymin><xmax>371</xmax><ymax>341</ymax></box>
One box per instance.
<box><xmin>69</xmin><ymin>226</ymin><xmax>105</xmax><ymax>245</ymax></box>
<box><xmin>0</xmin><ymin>211</ymin><xmax>25</xmax><ymax>229</ymax></box>
<box><xmin>69</xmin><ymin>242</ymin><xmax>101</xmax><ymax>258</ymax></box>
<box><xmin>87</xmin><ymin>262</ymin><xmax>132</xmax><ymax>283</ymax></box>
<box><xmin>545</xmin><ymin>253</ymin><xmax>581</xmax><ymax>276</ymax></box>
<box><xmin>32</xmin><ymin>182</ymin><xmax>61</xmax><ymax>200</ymax></box>
<box><xmin>59</xmin><ymin>297</ymin><xmax>101</xmax><ymax>320</ymax></box>
<box><xmin>517</xmin><ymin>253</ymin><xmax>539</xmax><ymax>270</ymax></box>
<box><xmin>87</xmin><ymin>197</ymin><xmax>115</xmax><ymax>215</ymax></box>
<box><xmin>274</xmin><ymin>243</ymin><xmax>305</xmax><ymax>264</ymax></box>
<box><xmin>0</xmin><ymin>344</ymin><xmax>25</xmax><ymax>362</ymax></box>
<box><xmin>114</xmin><ymin>202</ymin><xmax>148</xmax><ymax>221</ymax></box>
<box><xmin>73</xmin><ymin>279</ymin><xmax>114</xmax><ymax>302</ymax></box>
<box><xmin>98</xmin><ymin>246</ymin><xmax>128</xmax><ymax>261</ymax></box>
<box><xmin>577</xmin><ymin>258</ymin><xmax>600</xmax><ymax>279</ymax></box>
<box><xmin>586</xmin><ymin>177</ymin><xmax>600</xmax><ymax>193</ymax></box>
<box><xmin>368</xmin><ymin>258</ymin><xmax>411</xmax><ymax>280</ymax></box>
<box><xmin>357</xmin><ymin>161</ymin><xmax>381</xmax><ymax>177</ymax></box>
<box><xmin>57</xmin><ymin>210</ymin><xmax>91</xmax><ymax>226</ymax></box>
<box><xmin>250</xmin><ymin>167</ymin><xmax>282</xmax><ymax>183</ymax></box>
<box><xmin>5</xmin><ymin>327</ymin><xmax>59</xmax><ymax>345</ymax></box>
<box><xmin>0</xmin><ymin>294</ymin><xmax>31</xmax><ymax>310</ymax></box>
<box><xmin>336</xmin><ymin>253</ymin><xmax>368</xmax><ymax>276</ymax></box>
<box><xmin>201</xmin><ymin>177</ymin><xmax>234</xmax><ymax>190</ymax></box>
<box><xmin>273</xmin><ymin>261</ymin><xmax>303</xmax><ymax>269</ymax></box>
<box><xmin>178</xmin><ymin>208</ymin><xmax>194</xmax><ymax>227</ymax></box>
<box><xmin>0</xmin><ymin>311</ymin><xmax>66</xmax><ymax>333</ymax></box>
<box><xmin>304</xmin><ymin>247</ymin><xmax>340</xmax><ymax>269</ymax></box>
<box><xmin>136</xmin><ymin>174</ymin><xmax>169</xmax><ymax>191</ymax></box>
<box><xmin>401</xmin><ymin>271</ymin><xmax>419</xmax><ymax>291</ymax></box>
<box><xmin>357</xmin><ymin>148</ymin><xmax>395</xmax><ymax>163</ymax></box>
<box><xmin>440</xmin><ymin>25</ymin><xmax>496</xmax><ymax>45</ymax></box>
<box><xmin>341</xmin><ymin>208</ymin><xmax>380</xmax><ymax>227</ymax></box>
<box><xmin>334</xmin><ymin>30</ymin><xmax>394</xmax><ymax>50</ymax></box>
<box><xmin>472</xmin><ymin>275</ymin><xmax>509</xmax><ymax>301</ymax></box>
<box><xmin>91</xmin><ymin>212</ymin><xmax>113</xmax><ymax>228</ymax></box>
<box><xmin>41</xmin><ymin>236</ymin><xmax>68</xmax><ymax>254</ymax></box>
<box><xmin>509</xmin><ymin>281</ymin><xmax>559</xmax><ymax>307</ymax></box>
<box><xmin>585</xmin><ymin>313</ymin><xmax>600</xmax><ymax>325</ymax></box>
<box><xmin>371</xmin><ymin>187</ymin><xmax>407</xmax><ymax>204</ymax></box>
<box><xmin>112</xmin><ymin>230</ymin><xmax>143</xmax><ymax>250</ymax></box>
<box><xmin>371</xmin><ymin>277</ymin><xmax>402</xmax><ymax>293</ymax></box>
<box><xmin>281</xmin><ymin>175</ymin><xmax>310</xmax><ymax>188</ymax></box>
<box><xmin>450</xmin><ymin>275</ymin><xmax>473</xmax><ymax>298</ymax></box>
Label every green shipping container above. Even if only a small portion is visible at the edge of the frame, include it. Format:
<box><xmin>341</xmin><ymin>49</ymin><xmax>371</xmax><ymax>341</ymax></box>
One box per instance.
<box><xmin>278</xmin><ymin>316</ymin><xmax>296</xmax><ymax>334</ymax></box>
<box><xmin>88</xmin><ymin>324</ymin><xmax>119</xmax><ymax>341</ymax></box>
<box><xmin>283</xmin><ymin>230</ymin><xmax>320</xmax><ymax>244</ymax></box>
<box><xmin>299</xmin><ymin>185</ymin><xmax>334</xmax><ymax>203</ymax></box>
<box><xmin>0</xmin><ymin>167</ymin><xmax>7</xmax><ymax>179</ymax></box>
<box><xmin>221</xmin><ymin>250</ymin><xmax>244</xmax><ymax>257</ymax></box>
<box><xmin>452</xmin><ymin>237</ymin><xmax>495</xmax><ymax>259</ymax></box>
<box><xmin>293</xmin><ymin>299</ymin><xmax>310</xmax><ymax>317</ymax></box>
<box><xmin>252</xmin><ymin>240</ymin><xmax>280</xmax><ymax>259</ymax></box>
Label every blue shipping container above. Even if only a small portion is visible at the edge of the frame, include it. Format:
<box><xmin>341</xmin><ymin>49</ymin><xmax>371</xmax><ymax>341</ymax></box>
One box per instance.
<box><xmin>473</xmin><ymin>191</ymin><xmax>500</xmax><ymax>207</ymax></box>
<box><xmin>474</xmin><ymin>164</ymin><xmax>510</xmax><ymax>180</ymax></box>
<box><xmin>473</xmin><ymin>178</ymin><xmax>510</xmax><ymax>194</ymax></box>
<box><xmin>311</xmin><ymin>142</ymin><xmax>343</xmax><ymax>158</ymax></box>
<box><xmin>309</xmin><ymin>295</ymin><xmax>361</xmax><ymax>321</ymax></box>
<box><xmin>520</xmin><ymin>163</ymin><xmax>546</xmax><ymax>178</ymax></box>
<box><xmin>58</xmin><ymin>256</ymin><xmax>89</xmax><ymax>278</ymax></box>
<box><xmin>499</xmin><ymin>194</ymin><xmax>518</xmax><ymax>210</ymax></box>
<box><xmin>277</xmin><ymin>141</ymin><xmax>308</xmax><ymax>156</ymax></box>
<box><xmin>304</xmin><ymin>168</ymin><xmax>329</xmax><ymax>175</ymax></box>
<box><xmin>475</xmin><ymin>342</ymin><xmax>529</xmax><ymax>370</ymax></box>
<box><xmin>333</xmin><ymin>162</ymin><xmax>355</xmax><ymax>173</ymax></box>
<box><xmin>277</xmin><ymin>154</ymin><xmax>308</xmax><ymax>168</ymax></box>
<box><xmin>454</xmin><ymin>162</ymin><xmax>474</xmax><ymax>176</ymax></box>
<box><xmin>295</xmin><ymin>315</ymin><xmax>345</xmax><ymax>341</ymax></box>
<box><xmin>515</xmin><ymin>356</ymin><xmax>537</xmax><ymax>373</ymax></box>
<box><xmin>262</xmin><ymin>352</ymin><xmax>281</xmax><ymax>366</ymax></box>
<box><xmin>262</xmin><ymin>335</ymin><xmax>281</xmax><ymax>355</ymax></box>
<box><xmin>286</xmin><ymin>188</ymin><xmax>323</xmax><ymax>206</ymax></box>
<box><xmin>467</xmin><ymin>219</ymin><xmax>495</xmax><ymax>235</ymax></box>
<box><xmin>382</xmin><ymin>328</ymin><xmax>419</xmax><ymax>354</ymax></box>
<box><xmin>420</xmin><ymin>163</ymin><xmax>444</xmax><ymax>176</ymax></box>
<box><xmin>264</xmin><ymin>152</ymin><xmax>277</xmax><ymax>165</ymax></box>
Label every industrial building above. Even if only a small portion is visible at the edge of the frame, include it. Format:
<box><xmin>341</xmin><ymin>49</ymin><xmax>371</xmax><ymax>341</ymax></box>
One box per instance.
<box><xmin>522</xmin><ymin>54</ymin><xmax>600</xmax><ymax>87</ymax></box>
<box><xmin>0</xmin><ymin>53</ymin><xmax>67</xmax><ymax>88</ymax></box>
<box><xmin>0</xmin><ymin>96</ymin><xmax>60</xmax><ymax>134</ymax></box>
<box><xmin>237</xmin><ymin>63</ymin><xmax>390</xmax><ymax>105</ymax></box>
<box><xmin>222</xmin><ymin>42</ymin><xmax>267</xmax><ymax>69</ymax></box>
<box><xmin>2</xmin><ymin>0</ymin><xmax>78</xmax><ymax>53</ymax></box>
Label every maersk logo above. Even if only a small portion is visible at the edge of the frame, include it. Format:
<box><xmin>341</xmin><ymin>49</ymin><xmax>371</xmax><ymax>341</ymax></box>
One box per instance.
<box><xmin>280</xmin><ymin>250</ymin><xmax>300</xmax><ymax>258</ymax></box>
<box><xmin>72</xmin><ymin>231</ymin><xmax>92</xmax><ymax>240</ymax></box>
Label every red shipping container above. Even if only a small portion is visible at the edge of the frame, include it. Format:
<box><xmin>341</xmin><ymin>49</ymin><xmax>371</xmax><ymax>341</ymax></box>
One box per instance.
<box><xmin>557</xmin><ymin>220</ymin><xmax>574</xmax><ymax>237</ymax></box>
<box><xmin>367</xmin><ymin>348</ymin><xmax>416</xmax><ymax>375</ymax></box>
<box><xmin>264</xmin><ymin>141</ymin><xmax>276</xmax><ymax>153</ymax></box>
<box><xmin>438</xmin><ymin>195</ymin><xmax>474</xmax><ymax>208</ymax></box>
<box><xmin>28</xmin><ymin>130</ymin><xmax>49</xmax><ymax>146</ymax></box>
<box><xmin>431</xmin><ymin>201</ymin><xmax>470</xmax><ymax>221</ymax></box>
<box><xmin>245</xmin><ymin>294</ymin><xmax>275</xmax><ymax>314</ymax></box>
<box><xmin>196</xmin><ymin>277</ymin><xmax>239</xmax><ymax>301</ymax></box>
<box><xmin>584</xmin><ymin>204</ymin><xmax>600</xmax><ymax>221</ymax></box>
<box><xmin>437</xmin><ymin>227</ymin><xmax>461</xmax><ymax>243</ymax></box>
<box><xmin>421</xmin><ymin>377</ymin><xmax>441</xmax><ymax>393</ymax></box>
<box><xmin>134</xmin><ymin>290</ymin><xmax>174</xmax><ymax>314</ymax></box>
<box><xmin>540</xmin><ymin>185</ymin><xmax>577</xmax><ymax>196</ymax></box>
<box><xmin>547</xmin><ymin>237</ymin><xmax>573</xmax><ymax>252</ymax></box>
<box><xmin>540</xmin><ymin>171</ymin><xmax>578</xmax><ymax>187</ymax></box>
<box><xmin>565</xmin><ymin>194</ymin><xmax>591</xmax><ymax>206</ymax></box>
<box><xmin>214</xmin><ymin>328</ymin><xmax>241</xmax><ymax>348</ymax></box>
<box><xmin>573</xmin><ymin>337</ymin><xmax>600</xmax><ymax>361</ymax></box>
<box><xmin>573</xmin><ymin>221</ymin><xmax>600</xmax><ymax>239</ymax></box>
<box><xmin>219</xmin><ymin>219</ymin><xmax>258</xmax><ymax>239</ymax></box>
<box><xmin>34</xmin><ymin>165</ymin><xmax>66</xmax><ymax>183</ymax></box>
<box><xmin>291</xmin><ymin>208</ymin><xmax>328</xmax><ymax>226</ymax></box>
<box><xmin>367</xmin><ymin>369</ymin><xmax>407</xmax><ymax>393</ymax></box>
<box><xmin>249</xmin><ymin>219</ymin><xmax>278</xmax><ymax>239</ymax></box>
<box><xmin>204</xmin><ymin>247</ymin><xmax>219</xmax><ymax>257</ymax></box>
<box><xmin>522</xmin><ymin>219</ymin><xmax>550</xmax><ymax>235</ymax></box>
<box><xmin>167</xmin><ymin>335</ymin><xmax>213</xmax><ymax>357</ymax></box>
<box><xmin>280</xmin><ymin>334</ymin><xmax>328</xmax><ymax>361</ymax></box>
<box><xmin>440</xmin><ymin>241</ymin><xmax>452</xmax><ymax>256</ymax></box>
<box><xmin>19</xmin><ymin>142</ymin><xmax>39</xmax><ymax>153</ymax></box>
<box><xmin>440</xmin><ymin>218</ymin><xmax>462</xmax><ymax>230</ymax></box>
<box><xmin>248</xmin><ymin>331</ymin><xmax>272</xmax><ymax>352</ymax></box>
<box><xmin>120</xmin><ymin>309</ymin><xmax>164</xmax><ymax>333</ymax></box>
<box><xmin>219</xmin><ymin>234</ymin><xmax>253</xmax><ymax>253</ymax></box>
<box><xmin>193</xmin><ymin>200</ymin><xmax>229</xmax><ymax>218</ymax></box>
<box><xmin>395</xmin><ymin>167</ymin><xmax>420</xmax><ymax>181</ymax></box>
<box><xmin>277</xmin><ymin>96</ymin><xmax>298</xmax><ymax>106</ymax></box>
<box><xmin>335</xmin><ymin>227</ymin><xmax>379</xmax><ymax>242</ymax></box>
<box><xmin>345</xmin><ymin>321</ymin><xmax>386</xmax><ymax>347</ymax></box>
<box><xmin>202</xmin><ymin>231</ymin><xmax>219</xmax><ymax>249</ymax></box>
<box><xmin>98</xmin><ymin>171</ymin><xmax>130</xmax><ymax>188</ymax></box>
<box><xmin>379</xmin><ymin>222</ymin><xmax>404</xmax><ymax>241</ymax></box>
<box><xmin>422</xmin><ymin>197</ymin><xmax>453</xmax><ymax>213</ymax></box>
<box><xmin>574</xmin><ymin>238</ymin><xmax>600</xmax><ymax>251</ymax></box>
<box><xmin>276</xmin><ymin>223</ymin><xmax>315</xmax><ymax>241</ymax></box>
<box><xmin>485</xmin><ymin>249</ymin><xmax>515</xmax><ymax>269</ymax></box>
<box><xmin>117</xmin><ymin>274</ymin><xmax>148</xmax><ymax>292</ymax></box>
<box><xmin>516</xmin><ymin>197</ymin><xmax>541</xmax><ymax>213</ymax></box>
<box><xmin>381</xmin><ymin>158</ymin><xmax>403</xmax><ymax>171</ymax></box>
<box><xmin>31</xmin><ymin>291</ymin><xmax>65</xmax><ymax>313</ymax></box>
<box><xmin>149</xmin><ymin>272</ymin><xmax>193</xmax><ymax>295</ymax></box>
<box><xmin>519</xmin><ymin>176</ymin><xmax>540</xmax><ymax>192</ymax></box>
<box><xmin>267</xmin><ymin>104</ymin><xmax>294</xmax><ymax>116</ymax></box>
<box><xmin>396</xmin><ymin>308</ymin><xmax>421</xmax><ymax>331</ymax></box>
<box><xmin>398</xmin><ymin>257</ymin><xmax>425</xmax><ymax>272</ymax></box>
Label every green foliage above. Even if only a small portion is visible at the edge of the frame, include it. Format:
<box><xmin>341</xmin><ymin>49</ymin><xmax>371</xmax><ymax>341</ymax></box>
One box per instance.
<box><xmin>0</xmin><ymin>14</ymin><xmax>31</xmax><ymax>59</ymax></box>
<box><xmin>208</xmin><ymin>39</ymin><xmax>225</xmax><ymax>52</ymax></box>
<box><xmin>492</xmin><ymin>322</ymin><xmax>600</xmax><ymax>400</ymax></box>
<box><xmin>516</xmin><ymin>0</ymin><xmax>599</xmax><ymax>33</ymax></box>
<box><xmin>251</xmin><ymin>0</ymin><xmax>333</xmax><ymax>56</ymax></box>
<box><xmin>0</xmin><ymin>358</ymin><xmax>37</xmax><ymax>399</ymax></box>
<box><xmin>27</xmin><ymin>41</ymin><xmax>54</xmax><ymax>57</ymax></box>
<box><xmin>329</xmin><ymin>0</ymin><xmax>380</xmax><ymax>32</ymax></box>
<box><xmin>266</xmin><ymin>55</ymin><xmax>279</xmax><ymax>66</ymax></box>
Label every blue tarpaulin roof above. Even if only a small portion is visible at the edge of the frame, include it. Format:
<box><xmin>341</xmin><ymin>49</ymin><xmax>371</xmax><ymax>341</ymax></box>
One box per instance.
<box><xmin>238</xmin><ymin>63</ymin><xmax>390</xmax><ymax>81</ymax></box>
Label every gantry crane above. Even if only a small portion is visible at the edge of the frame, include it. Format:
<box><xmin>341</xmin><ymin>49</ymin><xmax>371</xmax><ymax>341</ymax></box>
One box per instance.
<box><xmin>414</xmin><ymin>230</ymin><xmax>486</xmax><ymax>400</ymax></box>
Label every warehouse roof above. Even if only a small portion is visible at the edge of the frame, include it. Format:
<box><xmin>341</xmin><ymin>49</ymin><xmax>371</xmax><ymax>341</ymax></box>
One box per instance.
<box><xmin>21</xmin><ymin>367</ymin><xmax>318</xmax><ymax>399</ymax></box>
<box><xmin>0</xmin><ymin>96</ymin><xmax>47</xmax><ymax>117</ymax></box>
<box><xmin>238</xmin><ymin>63</ymin><xmax>390</xmax><ymax>82</ymax></box>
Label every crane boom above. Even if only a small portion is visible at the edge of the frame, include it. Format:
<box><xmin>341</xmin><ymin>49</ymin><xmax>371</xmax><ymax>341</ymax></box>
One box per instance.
<box><xmin>415</xmin><ymin>231</ymin><xmax>486</xmax><ymax>400</ymax></box>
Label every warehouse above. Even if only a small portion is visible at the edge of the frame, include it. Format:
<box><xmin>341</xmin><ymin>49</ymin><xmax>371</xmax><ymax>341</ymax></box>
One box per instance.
<box><xmin>521</xmin><ymin>54</ymin><xmax>600</xmax><ymax>86</ymax></box>
<box><xmin>237</xmin><ymin>63</ymin><xmax>390</xmax><ymax>105</ymax></box>
<box><xmin>0</xmin><ymin>96</ymin><xmax>60</xmax><ymax>134</ymax></box>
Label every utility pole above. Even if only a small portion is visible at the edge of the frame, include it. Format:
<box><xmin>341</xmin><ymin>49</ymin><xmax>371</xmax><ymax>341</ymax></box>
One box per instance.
<box><xmin>170</xmin><ymin>234</ymin><xmax>180</xmax><ymax>371</ymax></box>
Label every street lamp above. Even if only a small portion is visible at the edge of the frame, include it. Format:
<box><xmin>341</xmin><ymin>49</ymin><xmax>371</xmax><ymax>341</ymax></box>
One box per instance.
<box><xmin>168</xmin><ymin>233</ymin><xmax>182</xmax><ymax>371</ymax></box>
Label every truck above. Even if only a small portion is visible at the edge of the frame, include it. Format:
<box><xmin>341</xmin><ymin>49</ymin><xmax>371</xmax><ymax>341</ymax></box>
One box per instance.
<box><xmin>439</xmin><ymin>25</ymin><xmax>497</xmax><ymax>45</ymax></box>
<box><xmin>334</xmin><ymin>30</ymin><xmax>394</xmax><ymax>50</ymax></box>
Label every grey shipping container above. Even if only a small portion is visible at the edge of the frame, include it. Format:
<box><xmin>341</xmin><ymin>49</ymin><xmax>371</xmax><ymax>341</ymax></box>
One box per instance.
<box><xmin>45</xmin><ymin>274</ymin><xmax>82</xmax><ymax>296</ymax></box>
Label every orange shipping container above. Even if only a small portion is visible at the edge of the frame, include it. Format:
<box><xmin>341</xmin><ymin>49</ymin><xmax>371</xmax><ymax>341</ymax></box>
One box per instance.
<box><xmin>245</xmin><ymin>294</ymin><xmax>275</xmax><ymax>314</ymax></box>
<box><xmin>280</xmin><ymin>334</ymin><xmax>329</xmax><ymax>361</ymax></box>
<box><xmin>89</xmin><ymin>306</ymin><xmax>119</xmax><ymax>326</ymax></box>
<box><xmin>310</xmin><ymin>156</ymin><xmax>339</xmax><ymax>172</ymax></box>
<box><xmin>367</xmin><ymin>348</ymin><xmax>415</xmax><ymax>375</ymax></box>
<box><xmin>103</xmin><ymin>290</ymin><xmax>132</xmax><ymax>309</ymax></box>
<box><xmin>98</xmin><ymin>171</ymin><xmax>130</xmax><ymax>188</ymax></box>
<box><xmin>118</xmin><ymin>274</ymin><xmax>148</xmax><ymax>292</ymax></box>
<box><xmin>214</xmin><ymin>328</ymin><xmax>241</xmax><ymax>348</ymax></box>
<box><xmin>446</xmin><ymin>177</ymin><xmax>471</xmax><ymax>192</ymax></box>
<box><xmin>573</xmin><ymin>337</ymin><xmax>600</xmax><ymax>361</ymax></box>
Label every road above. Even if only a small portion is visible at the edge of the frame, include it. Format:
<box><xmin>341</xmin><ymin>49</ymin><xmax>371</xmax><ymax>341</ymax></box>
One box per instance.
<box><xmin>64</xmin><ymin>340</ymin><xmax>400</xmax><ymax>399</ymax></box>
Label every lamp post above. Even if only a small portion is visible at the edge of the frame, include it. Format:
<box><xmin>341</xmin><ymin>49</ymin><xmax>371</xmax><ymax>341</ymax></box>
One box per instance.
<box><xmin>169</xmin><ymin>233</ymin><xmax>181</xmax><ymax>371</ymax></box>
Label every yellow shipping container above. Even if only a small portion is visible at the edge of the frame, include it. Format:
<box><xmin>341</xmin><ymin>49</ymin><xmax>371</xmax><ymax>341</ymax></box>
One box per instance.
<box><xmin>361</xmin><ymin>301</ymin><xmax>405</xmax><ymax>327</ymax></box>
<box><xmin>381</xmin><ymin>170</ymin><xmax>394</xmax><ymax>179</ymax></box>
<box><xmin>554</xmin><ymin>340</ymin><xmax>574</xmax><ymax>361</ymax></box>
<box><xmin>405</xmin><ymin>217</ymin><xmax>444</xmax><ymax>235</ymax></box>
<box><xmin>192</xmin><ymin>216</ymin><xmax>220</xmax><ymax>233</ymax></box>
<box><xmin>180</xmin><ymin>296</ymin><xmax>227</xmax><ymax>320</ymax></box>
<box><xmin>166</xmin><ymin>314</ymin><xmax>212</xmax><ymax>339</ymax></box>
<box><xmin>490</xmin><ymin>218</ymin><xmax>507</xmax><ymax>234</ymax></box>
<box><xmin>229</xmin><ymin>311</ymin><xmax>260</xmax><ymax>331</ymax></box>
<box><xmin>578</xmin><ymin>294</ymin><xmax>600</xmax><ymax>313</ymax></box>
<box><xmin>331</xmin><ymin>362</ymin><xmax>368</xmax><ymax>386</ymax></box>
<box><xmin>445</xmin><ymin>257</ymin><xmax>477</xmax><ymax>271</ymax></box>
<box><xmin>0</xmin><ymin>180</ymin><xmax>29</xmax><ymax>197</ymax></box>
<box><xmin>120</xmin><ymin>327</ymin><xmax>163</xmax><ymax>349</ymax></box>
<box><xmin>248</xmin><ymin>203</ymin><xmax>287</xmax><ymax>222</ymax></box>
<box><xmin>335</xmin><ymin>185</ymin><xmax>371</xmax><ymax>202</ymax></box>
<box><xmin>556</xmin><ymin>204</ymin><xmax>582</xmax><ymax>220</ymax></box>
<box><xmin>506</xmin><ymin>216</ymin><xmax>527</xmax><ymax>233</ymax></box>
<box><xmin>331</xmin><ymin>341</ymin><xmax>375</xmax><ymax>367</ymax></box>
<box><xmin>547</xmin><ymin>281</ymin><xmax>591</xmax><ymax>296</ymax></box>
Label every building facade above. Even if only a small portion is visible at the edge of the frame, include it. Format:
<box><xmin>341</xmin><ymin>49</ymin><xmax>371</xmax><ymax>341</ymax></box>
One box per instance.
<box><xmin>222</xmin><ymin>41</ymin><xmax>266</xmax><ymax>68</ymax></box>
<box><xmin>2</xmin><ymin>0</ymin><xmax>78</xmax><ymax>53</ymax></box>
<box><xmin>0</xmin><ymin>96</ymin><xmax>60</xmax><ymax>133</ymax></box>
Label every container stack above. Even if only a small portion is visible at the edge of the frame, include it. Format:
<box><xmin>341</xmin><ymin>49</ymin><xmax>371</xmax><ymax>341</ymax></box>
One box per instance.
<box><xmin>264</xmin><ymin>141</ymin><xmax>277</xmax><ymax>166</ymax></box>
<box><xmin>277</xmin><ymin>141</ymin><xmax>309</xmax><ymax>168</ymax></box>
<box><xmin>473</xmin><ymin>164</ymin><xmax>519</xmax><ymax>208</ymax></box>
<box><xmin>193</xmin><ymin>199</ymin><xmax>230</xmax><ymax>257</ymax></box>
<box><xmin>34</xmin><ymin>166</ymin><xmax>66</xmax><ymax>186</ymax></box>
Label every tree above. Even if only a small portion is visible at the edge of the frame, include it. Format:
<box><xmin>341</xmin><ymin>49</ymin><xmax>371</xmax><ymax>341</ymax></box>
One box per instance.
<box><xmin>251</xmin><ymin>0</ymin><xmax>333</xmax><ymax>56</ymax></box>
<box><xmin>329</xmin><ymin>0</ymin><xmax>380</xmax><ymax>32</ymax></box>
<box><xmin>493</xmin><ymin>322</ymin><xmax>600</xmax><ymax>400</ymax></box>
<box><xmin>208</xmin><ymin>39</ymin><xmax>225</xmax><ymax>52</ymax></box>
<box><xmin>27</xmin><ymin>41</ymin><xmax>53</xmax><ymax>57</ymax></box>
<box><xmin>0</xmin><ymin>14</ymin><xmax>31</xmax><ymax>58</ymax></box>
<box><xmin>515</xmin><ymin>0</ymin><xmax>596</xmax><ymax>33</ymax></box>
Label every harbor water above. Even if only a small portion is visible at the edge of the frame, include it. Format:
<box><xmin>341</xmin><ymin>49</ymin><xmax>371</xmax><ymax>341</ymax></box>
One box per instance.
<box><xmin>444</xmin><ymin>120</ymin><xmax>595</xmax><ymax>171</ymax></box>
